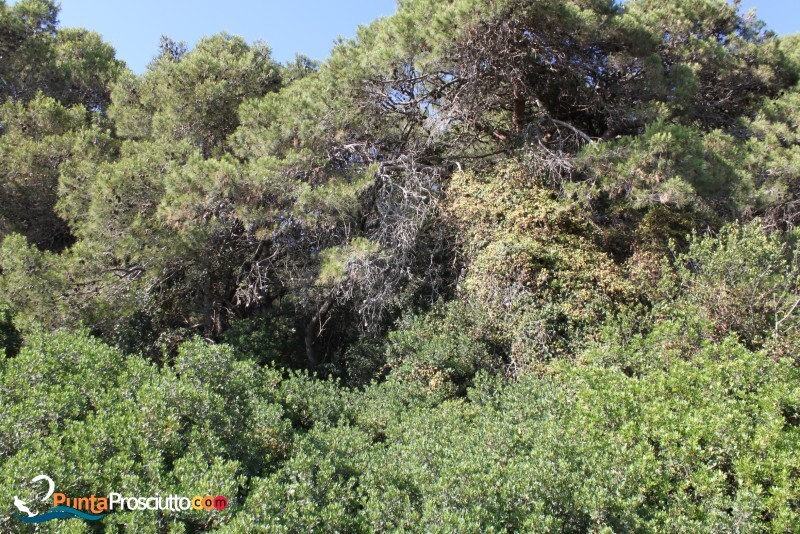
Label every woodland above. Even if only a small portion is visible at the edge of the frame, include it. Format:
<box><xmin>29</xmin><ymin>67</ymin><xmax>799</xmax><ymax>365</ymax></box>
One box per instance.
<box><xmin>1</xmin><ymin>0</ymin><xmax>799</xmax><ymax>531</ymax></box>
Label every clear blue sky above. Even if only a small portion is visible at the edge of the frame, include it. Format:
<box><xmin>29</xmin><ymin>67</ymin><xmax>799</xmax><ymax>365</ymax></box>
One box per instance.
<box><xmin>9</xmin><ymin>1</ymin><xmax>800</xmax><ymax>73</ymax></box>
<box><xmin>739</xmin><ymin>0</ymin><xmax>800</xmax><ymax>35</ymax></box>
<box><xmin>47</xmin><ymin>0</ymin><xmax>398</xmax><ymax>72</ymax></box>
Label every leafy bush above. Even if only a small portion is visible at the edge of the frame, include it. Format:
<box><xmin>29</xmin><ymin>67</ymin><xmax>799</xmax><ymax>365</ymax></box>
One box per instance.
<box><xmin>674</xmin><ymin>221</ymin><xmax>800</xmax><ymax>351</ymax></box>
<box><xmin>0</xmin><ymin>331</ymin><xmax>290</xmax><ymax>532</ymax></box>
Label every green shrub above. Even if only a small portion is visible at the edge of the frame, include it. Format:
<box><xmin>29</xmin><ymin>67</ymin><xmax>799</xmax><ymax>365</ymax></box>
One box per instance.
<box><xmin>675</xmin><ymin>221</ymin><xmax>800</xmax><ymax>351</ymax></box>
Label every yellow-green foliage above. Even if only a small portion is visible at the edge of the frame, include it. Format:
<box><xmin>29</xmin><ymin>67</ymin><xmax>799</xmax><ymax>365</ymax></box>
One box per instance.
<box><xmin>294</xmin><ymin>169</ymin><xmax>375</xmax><ymax>228</ymax></box>
<box><xmin>446</xmin><ymin>164</ymin><xmax>633</xmax><ymax>365</ymax></box>
<box><xmin>447</xmin><ymin>165</ymin><xmax>588</xmax><ymax>241</ymax></box>
<box><xmin>317</xmin><ymin>237</ymin><xmax>380</xmax><ymax>287</ymax></box>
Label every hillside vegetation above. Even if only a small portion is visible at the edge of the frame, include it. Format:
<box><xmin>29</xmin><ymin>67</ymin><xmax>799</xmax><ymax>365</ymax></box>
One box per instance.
<box><xmin>1</xmin><ymin>0</ymin><xmax>799</xmax><ymax>531</ymax></box>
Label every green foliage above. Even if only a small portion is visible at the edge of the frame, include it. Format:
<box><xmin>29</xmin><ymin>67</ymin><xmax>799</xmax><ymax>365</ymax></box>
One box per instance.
<box><xmin>2</xmin><ymin>327</ymin><xmax>798</xmax><ymax>532</ymax></box>
<box><xmin>577</xmin><ymin>121</ymin><xmax>749</xmax><ymax>217</ymax></box>
<box><xmin>674</xmin><ymin>221</ymin><xmax>800</xmax><ymax>351</ymax></box>
<box><xmin>0</xmin><ymin>233</ymin><xmax>74</xmax><ymax>332</ymax></box>
<box><xmin>0</xmin><ymin>331</ymin><xmax>292</xmax><ymax>532</ymax></box>
<box><xmin>317</xmin><ymin>237</ymin><xmax>380</xmax><ymax>287</ymax></box>
<box><xmin>625</xmin><ymin>0</ymin><xmax>793</xmax><ymax>125</ymax></box>
<box><xmin>386</xmin><ymin>301</ymin><xmax>500</xmax><ymax>396</ymax></box>
<box><xmin>0</xmin><ymin>0</ymin><xmax>122</xmax><ymax>108</ymax></box>
<box><xmin>0</xmin><ymin>95</ymin><xmax>116</xmax><ymax>250</ymax></box>
<box><xmin>0</xmin><ymin>0</ymin><xmax>60</xmax><ymax>103</ymax></box>
<box><xmin>110</xmin><ymin>33</ymin><xmax>280</xmax><ymax>156</ymax></box>
<box><xmin>445</xmin><ymin>164</ymin><xmax>635</xmax><ymax>369</ymax></box>
<box><xmin>224</xmin><ymin>331</ymin><xmax>800</xmax><ymax>532</ymax></box>
<box><xmin>221</xmin><ymin>315</ymin><xmax>297</xmax><ymax>365</ymax></box>
<box><xmin>740</xmin><ymin>76</ymin><xmax>800</xmax><ymax>231</ymax></box>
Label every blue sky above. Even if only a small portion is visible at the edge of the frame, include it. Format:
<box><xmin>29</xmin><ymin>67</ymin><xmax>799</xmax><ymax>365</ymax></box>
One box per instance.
<box><xmin>739</xmin><ymin>0</ymin><xmax>800</xmax><ymax>35</ymax></box>
<box><xmin>49</xmin><ymin>0</ymin><xmax>398</xmax><ymax>72</ymax></box>
<box><xmin>11</xmin><ymin>1</ymin><xmax>800</xmax><ymax>73</ymax></box>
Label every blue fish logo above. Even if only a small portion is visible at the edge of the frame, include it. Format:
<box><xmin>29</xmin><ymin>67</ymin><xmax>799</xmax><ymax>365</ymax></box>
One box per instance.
<box><xmin>13</xmin><ymin>475</ymin><xmax>105</xmax><ymax>523</ymax></box>
<box><xmin>16</xmin><ymin>505</ymin><xmax>105</xmax><ymax>523</ymax></box>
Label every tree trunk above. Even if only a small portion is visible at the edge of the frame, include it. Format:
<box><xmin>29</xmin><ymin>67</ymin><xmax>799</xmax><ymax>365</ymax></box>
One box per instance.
<box><xmin>512</xmin><ymin>84</ymin><xmax>525</xmax><ymax>133</ymax></box>
<box><xmin>304</xmin><ymin>292</ymin><xmax>336</xmax><ymax>365</ymax></box>
<box><xmin>203</xmin><ymin>276</ymin><xmax>213</xmax><ymax>337</ymax></box>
